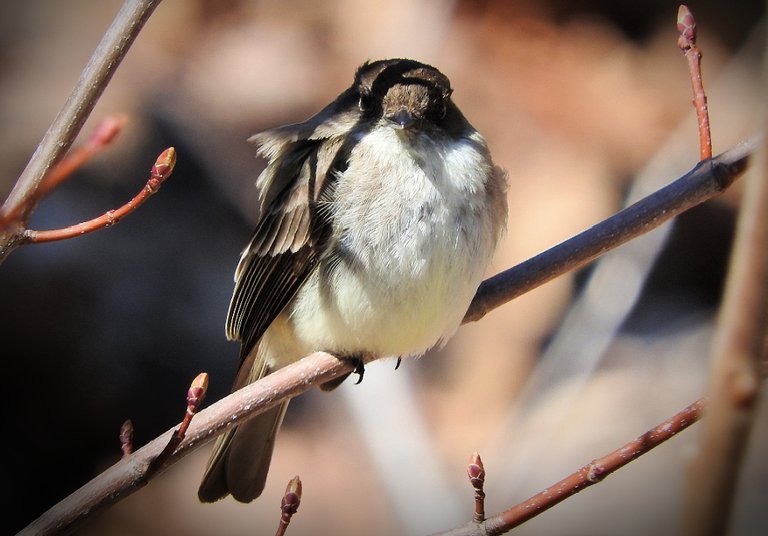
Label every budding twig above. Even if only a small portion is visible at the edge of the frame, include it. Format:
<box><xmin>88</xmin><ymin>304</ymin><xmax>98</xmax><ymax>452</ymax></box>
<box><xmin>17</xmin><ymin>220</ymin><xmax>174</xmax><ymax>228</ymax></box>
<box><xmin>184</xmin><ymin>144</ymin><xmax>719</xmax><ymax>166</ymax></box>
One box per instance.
<box><xmin>147</xmin><ymin>372</ymin><xmax>208</xmax><ymax>475</ymax></box>
<box><xmin>39</xmin><ymin>115</ymin><xmax>128</xmax><ymax>200</ymax></box>
<box><xmin>0</xmin><ymin>115</ymin><xmax>128</xmax><ymax>227</ymax></box>
<box><xmin>677</xmin><ymin>5</ymin><xmax>712</xmax><ymax>160</ymax></box>
<box><xmin>433</xmin><ymin>399</ymin><xmax>705</xmax><ymax>535</ymax></box>
<box><xmin>0</xmin><ymin>0</ymin><xmax>162</xmax><ymax>227</ymax></box>
<box><xmin>119</xmin><ymin>420</ymin><xmax>134</xmax><ymax>458</ymax></box>
<box><xmin>275</xmin><ymin>476</ymin><xmax>303</xmax><ymax>536</ymax></box>
<box><xmin>467</xmin><ymin>453</ymin><xmax>486</xmax><ymax>523</ymax></box>
<box><xmin>20</xmin><ymin>147</ymin><xmax>176</xmax><ymax>244</ymax></box>
<box><xmin>497</xmin><ymin>399</ymin><xmax>703</xmax><ymax>530</ymax></box>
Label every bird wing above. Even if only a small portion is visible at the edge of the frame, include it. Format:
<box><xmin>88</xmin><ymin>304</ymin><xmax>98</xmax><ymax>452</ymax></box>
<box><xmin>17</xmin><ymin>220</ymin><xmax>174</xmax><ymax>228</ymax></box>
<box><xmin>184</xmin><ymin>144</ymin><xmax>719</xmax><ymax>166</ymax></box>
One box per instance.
<box><xmin>226</xmin><ymin>87</ymin><xmax>361</xmax><ymax>360</ymax></box>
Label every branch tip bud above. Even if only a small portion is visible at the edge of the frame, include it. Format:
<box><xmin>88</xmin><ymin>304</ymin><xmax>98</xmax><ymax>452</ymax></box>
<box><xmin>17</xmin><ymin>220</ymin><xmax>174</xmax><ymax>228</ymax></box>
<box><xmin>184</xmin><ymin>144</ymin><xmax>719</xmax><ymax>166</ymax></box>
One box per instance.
<box><xmin>467</xmin><ymin>452</ymin><xmax>486</xmax><ymax>489</ymax></box>
<box><xmin>120</xmin><ymin>419</ymin><xmax>134</xmax><ymax>456</ymax></box>
<box><xmin>281</xmin><ymin>475</ymin><xmax>303</xmax><ymax>515</ymax></box>
<box><xmin>677</xmin><ymin>5</ymin><xmax>696</xmax><ymax>49</ymax></box>
<box><xmin>151</xmin><ymin>147</ymin><xmax>176</xmax><ymax>183</ymax></box>
<box><xmin>187</xmin><ymin>372</ymin><xmax>209</xmax><ymax>411</ymax></box>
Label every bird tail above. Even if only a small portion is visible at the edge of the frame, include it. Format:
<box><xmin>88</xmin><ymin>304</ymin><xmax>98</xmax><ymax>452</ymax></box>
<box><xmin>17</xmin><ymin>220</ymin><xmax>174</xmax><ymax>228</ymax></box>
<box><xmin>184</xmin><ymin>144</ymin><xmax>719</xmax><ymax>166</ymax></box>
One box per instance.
<box><xmin>198</xmin><ymin>342</ymin><xmax>288</xmax><ymax>503</ymax></box>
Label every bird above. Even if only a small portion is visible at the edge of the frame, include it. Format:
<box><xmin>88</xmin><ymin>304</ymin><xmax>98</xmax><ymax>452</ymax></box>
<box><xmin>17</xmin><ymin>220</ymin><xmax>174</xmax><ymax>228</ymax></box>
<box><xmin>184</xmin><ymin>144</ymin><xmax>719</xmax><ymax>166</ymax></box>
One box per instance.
<box><xmin>198</xmin><ymin>58</ymin><xmax>507</xmax><ymax>503</ymax></box>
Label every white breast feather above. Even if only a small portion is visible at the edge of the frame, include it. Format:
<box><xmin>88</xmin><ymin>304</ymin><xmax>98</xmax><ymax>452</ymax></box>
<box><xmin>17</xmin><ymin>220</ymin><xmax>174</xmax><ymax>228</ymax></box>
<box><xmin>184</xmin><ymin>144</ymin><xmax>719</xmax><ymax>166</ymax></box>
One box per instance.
<box><xmin>289</xmin><ymin>127</ymin><xmax>499</xmax><ymax>358</ymax></box>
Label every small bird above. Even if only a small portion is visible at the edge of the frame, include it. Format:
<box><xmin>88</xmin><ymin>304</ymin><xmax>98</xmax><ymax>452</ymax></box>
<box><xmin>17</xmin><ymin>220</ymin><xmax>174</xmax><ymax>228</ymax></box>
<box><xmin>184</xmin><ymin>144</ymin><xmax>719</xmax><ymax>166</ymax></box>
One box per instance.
<box><xmin>198</xmin><ymin>58</ymin><xmax>507</xmax><ymax>502</ymax></box>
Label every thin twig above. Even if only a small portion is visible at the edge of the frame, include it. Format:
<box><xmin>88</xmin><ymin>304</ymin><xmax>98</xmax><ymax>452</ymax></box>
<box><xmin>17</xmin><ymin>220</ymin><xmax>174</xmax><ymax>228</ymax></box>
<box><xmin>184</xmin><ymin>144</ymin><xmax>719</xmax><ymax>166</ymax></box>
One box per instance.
<box><xmin>275</xmin><ymin>476</ymin><xmax>303</xmax><ymax>536</ymax></box>
<box><xmin>433</xmin><ymin>399</ymin><xmax>705</xmax><ymax>536</ymax></box>
<box><xmin>18</xmin><ymin>145</ymin><xmax>753</xmax><ymax>536</ymax></box>
<box><xmin>681</xmin><ymin>124</ymin><xmax>768</xmax><ymax>533</ymax></box>
<box><xmin>147</xmin><ymin>372</ymin><xmax>208</xmax><ymax>476</ymax></box>
<box><xmin>0</xmin><ymin>115</ymin><xmax>127</xmax><ymax>227</ymax></box>
<box><xmin>20</xmin><ymin>148</ymin><xmax>176</xmax><ymax>244</ymax></box>
<box><xmin>36</xmin><ymin>115</ymin><xmax>129</xmax><ymax>202</ymax></box>
<box><xmin>677</xmin><ymin>5</ymin><xmax>712</xmax><ymax>160</ymax></box>
<box><xmin>0</xmin><ymin>0</ymin><xmax>163</xmax><ymax>260</ymax></box>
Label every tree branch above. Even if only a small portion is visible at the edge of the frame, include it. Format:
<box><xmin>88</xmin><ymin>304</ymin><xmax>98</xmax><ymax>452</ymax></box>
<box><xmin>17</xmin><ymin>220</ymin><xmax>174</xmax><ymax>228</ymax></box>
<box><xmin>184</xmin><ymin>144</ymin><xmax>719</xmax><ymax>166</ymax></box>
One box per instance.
<box><xmin>433</xmin><ymin>399</ymin><xmax>706</xmax><ymax>536</ymax></box>
<box><xmin>19</xmin><ymin>139</ymin><xmax>755</xmax><ymax>535</ymax></box>
<box><xmin>464</xmin><ymin>139</ymin><xmax>755</xmax><ymax>323</ymax></box>
<box><xmin>18</xmin><ymin>352</ymin><xmax>352</xmax><ymax>536</ymax></box>
<box><xmin>0</xmin><ymin>115</ymin><xmax>128</xmax><ymax>228</ymax></box>
<box><xmin>0</xmin><ymin>0</ymin><xmax>162</xmax><ymax>260</ymax></box>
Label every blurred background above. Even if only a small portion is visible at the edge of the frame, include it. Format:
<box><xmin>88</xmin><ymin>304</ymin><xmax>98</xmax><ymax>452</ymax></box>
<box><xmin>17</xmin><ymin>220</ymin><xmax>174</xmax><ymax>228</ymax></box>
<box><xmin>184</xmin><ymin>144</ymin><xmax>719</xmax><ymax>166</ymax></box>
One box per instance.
<box><xmin>1</xmin><ymin>1</ymin><xmax>765</xmax><ymax>534</ymax></box>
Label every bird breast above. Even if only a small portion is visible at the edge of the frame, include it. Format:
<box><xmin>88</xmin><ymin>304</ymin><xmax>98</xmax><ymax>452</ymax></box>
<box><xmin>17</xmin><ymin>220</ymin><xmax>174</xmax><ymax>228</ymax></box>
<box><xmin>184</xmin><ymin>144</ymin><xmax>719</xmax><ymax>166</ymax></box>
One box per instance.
<box><xmin>288</xmin><ymin>126</ymin><xmax>500</xmax><ymax>358</ymax></box>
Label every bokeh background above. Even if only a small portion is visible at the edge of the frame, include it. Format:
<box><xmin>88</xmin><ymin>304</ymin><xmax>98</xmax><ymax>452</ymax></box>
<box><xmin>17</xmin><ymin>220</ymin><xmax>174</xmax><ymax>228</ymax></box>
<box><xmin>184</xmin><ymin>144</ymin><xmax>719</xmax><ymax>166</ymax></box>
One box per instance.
<box><xmin>1</xmin><ymin>1</ymin><xmax>765</xmax><ymax>535</ymax></box>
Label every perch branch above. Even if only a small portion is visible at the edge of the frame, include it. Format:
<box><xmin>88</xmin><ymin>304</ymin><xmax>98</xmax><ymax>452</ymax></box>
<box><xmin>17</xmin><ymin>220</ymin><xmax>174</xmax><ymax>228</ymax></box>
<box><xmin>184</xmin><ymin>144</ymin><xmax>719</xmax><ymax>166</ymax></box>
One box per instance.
<box><xmin>464</xmin><ymin>140</ymin><xmax>754</xmax><ymax>323</ymax></box>
<box><xmin>19</xmin><ymin>352</ymin><xmax>352</xmax><ymax>536</ymax></box>
<box><xmin>19</xmin><ymin>140</ymin><xmax>754</xmax><ymax>536</ymax></box>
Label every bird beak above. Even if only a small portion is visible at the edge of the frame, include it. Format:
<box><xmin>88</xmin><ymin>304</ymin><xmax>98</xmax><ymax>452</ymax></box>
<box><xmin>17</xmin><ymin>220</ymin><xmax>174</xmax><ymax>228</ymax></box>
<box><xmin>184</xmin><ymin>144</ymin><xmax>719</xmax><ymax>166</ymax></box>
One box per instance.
<box><xmin>386</xmin><ymin>108</ymin><xmax>416</xmax><ymax>129</ymax></box>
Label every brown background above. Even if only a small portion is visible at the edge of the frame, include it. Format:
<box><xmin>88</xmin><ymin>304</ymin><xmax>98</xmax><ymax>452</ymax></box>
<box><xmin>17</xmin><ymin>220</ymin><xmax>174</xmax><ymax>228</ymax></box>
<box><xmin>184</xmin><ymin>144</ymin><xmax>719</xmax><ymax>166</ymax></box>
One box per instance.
<box><xmin>1</xmin><ymin>1</ymin><xmax>765</xmax><ymax>534</ymax></box>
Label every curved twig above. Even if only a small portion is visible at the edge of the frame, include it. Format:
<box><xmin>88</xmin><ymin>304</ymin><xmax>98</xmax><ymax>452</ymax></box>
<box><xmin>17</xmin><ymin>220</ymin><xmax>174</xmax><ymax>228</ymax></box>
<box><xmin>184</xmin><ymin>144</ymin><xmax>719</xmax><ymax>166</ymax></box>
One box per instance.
<box><xmin>19</xmin><ymin>148</ymin><xmax>176</xmax><ymax>244</ymax></box>
<box><xmin>0</xmin><ymin>0</ymin><xmax>162</xmax><ymax>261</ymax></box>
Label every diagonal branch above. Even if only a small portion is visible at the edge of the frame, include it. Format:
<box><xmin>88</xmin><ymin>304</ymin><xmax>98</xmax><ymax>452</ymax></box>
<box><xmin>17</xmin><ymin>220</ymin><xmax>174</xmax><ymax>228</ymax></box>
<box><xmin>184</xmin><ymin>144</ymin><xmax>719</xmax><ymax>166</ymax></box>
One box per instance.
<box><xmin>19</xmin><ymin>139</ymin><xmax>755</xmax><ymax>536</ymax></box>
<box><xmin>464</xmin><ymin>139</ymin><xmax>755</xmax><ymax>323</ymax></box>
<box><xmin>18</xmin><ymin>351</ymin><xmax>350</xmax><ymax>536</ymax></box>
<box><xmin>433</xmin><ymin>399</ymin><xmax>706</xmax><ymax>536</ymax></box>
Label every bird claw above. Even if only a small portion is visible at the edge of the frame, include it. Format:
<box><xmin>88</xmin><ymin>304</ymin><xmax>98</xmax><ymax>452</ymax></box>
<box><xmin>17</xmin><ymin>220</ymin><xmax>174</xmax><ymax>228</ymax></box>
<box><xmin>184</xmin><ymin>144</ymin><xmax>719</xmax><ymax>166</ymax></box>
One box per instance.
<box><xmin>353</xmin><ymin>358</ymin><xmax>365</xmax><ymax>384</ymax></box>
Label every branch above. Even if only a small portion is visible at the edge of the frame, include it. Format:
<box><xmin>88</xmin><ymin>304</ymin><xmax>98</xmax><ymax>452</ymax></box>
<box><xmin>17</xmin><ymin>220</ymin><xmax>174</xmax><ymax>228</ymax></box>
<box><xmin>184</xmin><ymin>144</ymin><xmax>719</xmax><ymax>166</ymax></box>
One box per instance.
<box><xmin>19</xmin><ymin>141</ymin><xmax>755</xmax><ymax>535</ymax></box>
<box><xmin>0</xmin><ymin>115</ymin><xmax>128</xmax><ymax>228</ymax></box>
<box><xmin>18</xmin><ymin>352</ymin><xmax>352</xmax><ymax>536</ymax></box>
<box><xmin>433</xmin><ymin>400</ymin><xmax>705</xmax><ymax>536</ymax></box>
<box><xmin>677</xmin><ymin>5</ymin><xmax>712</xmax><ymax>160</ymax></box>
<box><xmin>146</xmin><ymin>372</ymin><xmax>208</xmax><ymax>476</ymax></box>
<box><xmin>19</xmin><ymin>148</ymin><xmax>176</xmax><ymax>244</ymax></box>
<box><xmin>0</xmin><ymin>0</ymin><xmax>163</xmax><ymax>260</ymax></box>
<box><xmin>464</xmin><ymin>139</ymin><xmax>755</xmax><ymax>323</ymax></box>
